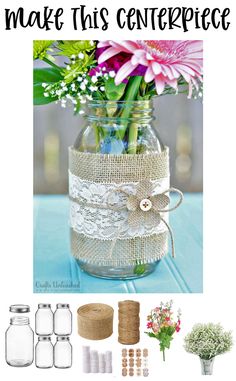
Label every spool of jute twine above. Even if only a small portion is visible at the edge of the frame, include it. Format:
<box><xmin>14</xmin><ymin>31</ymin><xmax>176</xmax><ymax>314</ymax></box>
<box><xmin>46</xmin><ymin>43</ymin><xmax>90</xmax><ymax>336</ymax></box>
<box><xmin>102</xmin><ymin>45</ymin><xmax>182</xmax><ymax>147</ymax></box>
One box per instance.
<box><xmin>77</xmin><ymin>303</ymin><xmax>114</xmax><ymax>340</ymax></box>
<box><xmin>118</xmin><ymin>300</ymin><xmax>140</xmax><ymax>312</ymax></box>
<box><xmin>118</xmin><ymin>300</ymin><xmax>140</xmax><ymax>345</ymax></box>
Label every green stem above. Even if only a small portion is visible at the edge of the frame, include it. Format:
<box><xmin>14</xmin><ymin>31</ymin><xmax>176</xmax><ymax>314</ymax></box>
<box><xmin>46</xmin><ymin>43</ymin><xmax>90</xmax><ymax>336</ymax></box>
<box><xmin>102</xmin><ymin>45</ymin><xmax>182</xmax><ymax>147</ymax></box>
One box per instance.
<box><xmin>92</xmin><ymin>122</ymin><xmax>100</xmax><ymax>152</ymax></box>
<box><xmin>127</xmin><ymin>122</ymin><xmax>138</xmax><ymax>154</ymax></box>
<box><xmin>43</xmin><ymin>57</ymin><xmax>62</xmax><ymax>72</ymax></box>
<box><xmin>163</xmin><ymin>349</ymin><xmax>165</xmax><ymax>362</ymax></box>
<box><xmin>115</xmin><ymin>76</ymin><xmax>143</xmax><ymax>141</ymax></box>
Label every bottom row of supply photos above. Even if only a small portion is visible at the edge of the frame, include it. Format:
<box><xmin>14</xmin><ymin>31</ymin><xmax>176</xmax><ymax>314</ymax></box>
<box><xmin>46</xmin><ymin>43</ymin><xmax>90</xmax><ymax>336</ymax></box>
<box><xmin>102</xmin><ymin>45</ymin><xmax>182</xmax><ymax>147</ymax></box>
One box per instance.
<box><xmin>5</xmin><ymin>300</ymin><xmax>233</xmax><ymax>375</ymax></box>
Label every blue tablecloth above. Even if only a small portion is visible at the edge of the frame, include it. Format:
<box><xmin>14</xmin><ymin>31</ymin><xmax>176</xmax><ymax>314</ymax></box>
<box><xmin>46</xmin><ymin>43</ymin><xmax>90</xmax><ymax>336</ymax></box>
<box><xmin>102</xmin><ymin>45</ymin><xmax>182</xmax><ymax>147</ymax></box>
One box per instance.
<box><xmin>34</xmin><ymin>194</ymin><xmax>202</xmax><ymax>293</ymax></box>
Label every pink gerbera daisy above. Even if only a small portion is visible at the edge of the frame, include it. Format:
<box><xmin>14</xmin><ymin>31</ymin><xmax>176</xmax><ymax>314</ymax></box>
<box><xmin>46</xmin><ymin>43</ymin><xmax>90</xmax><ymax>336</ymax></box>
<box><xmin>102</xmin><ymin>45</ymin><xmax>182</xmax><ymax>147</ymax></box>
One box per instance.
<box><xmin>97</xmin><ymin>40</ymin><xmax>203</xmax><ymax>97</ymax></box>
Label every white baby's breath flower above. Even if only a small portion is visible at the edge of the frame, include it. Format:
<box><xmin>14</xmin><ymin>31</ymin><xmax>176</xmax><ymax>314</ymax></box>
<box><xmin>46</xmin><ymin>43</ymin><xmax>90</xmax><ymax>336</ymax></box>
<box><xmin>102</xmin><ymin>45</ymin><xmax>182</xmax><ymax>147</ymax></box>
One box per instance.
<box><xmin>80</xmin><ymin>98</ymin><xmax>86</xmax><ymax>104</ymax></box>
<box><xmin>79</xmin><ymin>110</ymin><xmax>85</xmax><ymax>114</ymax></box>
<box><xmin>66</xmin><ymin>65</ymin><xmax>71</xmax><ymax>70</ymax></box>
<box><xmin>60</xmin><ymin>82</ymin><xmax>66</xmax><ymax>87</ymax></box>
<box><xmin>78</xmin><ymin>52</ymin><xmax>84</xmax><ymax>59</ymax></box>
<box><xmin>91</xmin><ymin>76</ymin><xmax>98</xmax><ymax>83</ymax></box>
<box><xmin>61</xmin><ymin>99</ymin><xmax>66</xmax><ymax>107</ymax></box>
<box><xmin>90</xmin><ymin>40</ymin><xmax>94</xmax><ymax>46</ymax></box>
<box><xmin>77</xmin><ymin>76</ymin><xmax>83</xmax><ymax>82</ymax></box>
<box><xmin>83</xmin><ymin>79</ymin><xmax>88</xmax><ymax>85</ymax></box>
<box><xmin>42</xmin><ymin>83</ymin><xmax>47</xmax><ymax>88</ymax></box>
<box><xmin>80</xmin><ymin>83</ymin><xmax>86</xmax><ymax>91</ymax></box>
<box><xmin>71</xmin><ymin>54</ymin><xmax>76</xmax><ymax>59</ymax></box>
<box><xmin>89</xmin><ymin>86</ymin><xmax>98</xmax><ymax>92</ymax></box>
<box><xmin>109</xmin><ymin>70</ymin><xmax>116</xmax><ymax>78</ymax></box>
<box><xmin>100</xmin><ymin>86</ymin><xmax>105</xmax><ymax>91</ymax></box>
<box><xmin>44</xmin><ymin>92</ymin><xmax>49</xmax><ymax>97</ymax></box>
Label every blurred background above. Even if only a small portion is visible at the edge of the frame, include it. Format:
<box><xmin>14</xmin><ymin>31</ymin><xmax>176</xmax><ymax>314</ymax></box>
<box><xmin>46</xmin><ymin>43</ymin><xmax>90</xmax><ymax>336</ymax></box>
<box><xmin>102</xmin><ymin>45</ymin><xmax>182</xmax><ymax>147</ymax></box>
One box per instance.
<box><xmin>34</xmin><ymin>95</ymin><xmax>203</xmax><ymax>194</ymax></box>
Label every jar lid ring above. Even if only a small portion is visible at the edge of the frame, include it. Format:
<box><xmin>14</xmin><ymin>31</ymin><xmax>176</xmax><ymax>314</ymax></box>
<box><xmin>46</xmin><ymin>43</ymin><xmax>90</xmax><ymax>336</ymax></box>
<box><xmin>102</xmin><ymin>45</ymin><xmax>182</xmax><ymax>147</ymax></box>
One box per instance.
<box><xmin>9</xmin><ymin>304</ymin><xmax>30</xmax><ymax>313</ymax></box>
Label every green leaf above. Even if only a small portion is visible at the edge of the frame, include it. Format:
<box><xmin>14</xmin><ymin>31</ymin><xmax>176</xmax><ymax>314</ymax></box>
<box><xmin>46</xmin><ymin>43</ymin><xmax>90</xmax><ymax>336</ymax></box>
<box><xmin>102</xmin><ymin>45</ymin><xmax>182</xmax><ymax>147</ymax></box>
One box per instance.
<box><xmin>123</xmin><ymin>76</ymin><xmax>142</xmax><ymax>102</ymax></box>
<box><xmin>145</xmin><ymin>332</ymin><xmax>157</xmax><ymax>339</ymax></box>
<box><xmin>33</xmin><ymin>84</ymin><xmax>56</xmax><ymax>105</ymax></box>
<box><xmin>105</xmin><ymin>78</ymin><xmax>126</xmax><ymax>101</ymax></box>
<box><xmin>34</xmin><ymin>68</ymin><xmax>63</xmax><ymax>84</ymax></box>
<box><xmin>33</xmin><ymin>68</ymin><xmax>63</xmax><ymax>105</ymax></box>
<box><xmin>133</xmin><ymin>262</ymin><xmax>147</xmax><ymax>275</ymax></box>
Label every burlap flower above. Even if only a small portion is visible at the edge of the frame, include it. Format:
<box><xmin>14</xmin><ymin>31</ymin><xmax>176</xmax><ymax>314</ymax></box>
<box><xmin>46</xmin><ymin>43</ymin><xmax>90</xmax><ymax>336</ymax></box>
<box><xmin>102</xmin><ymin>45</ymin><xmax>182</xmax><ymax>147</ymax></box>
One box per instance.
<box><xmin>126</xmin><ymin>180</ymin><xmax>170</xmax><ymax>228</ymax></box>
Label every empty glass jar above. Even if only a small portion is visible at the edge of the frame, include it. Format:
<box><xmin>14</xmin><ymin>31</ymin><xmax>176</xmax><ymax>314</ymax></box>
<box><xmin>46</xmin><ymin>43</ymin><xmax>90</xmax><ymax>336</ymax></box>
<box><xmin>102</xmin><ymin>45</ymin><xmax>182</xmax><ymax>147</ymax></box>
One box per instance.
<box><xmin>35</xmin><ymin>336</ymin><xmax>53</xmax><ymax>368</ymax></box>
<box><xmin>54</xmin><ymin>336</ymin><xmax>72</xmax><ymax>368</ymax></box>
<box><xmin>54</xmin><ymin>304</ymin><xmax>72</xmax><ymax>336</ymax></box>
<box><xmin>35</xmin><ymin>303</ymin><xmax>53</xmax><ymax>336</ymax></box>
<box><xmin>5</xmin><ymin>316</ymin><xmax>34</xmax><ymax>367</ymax></box>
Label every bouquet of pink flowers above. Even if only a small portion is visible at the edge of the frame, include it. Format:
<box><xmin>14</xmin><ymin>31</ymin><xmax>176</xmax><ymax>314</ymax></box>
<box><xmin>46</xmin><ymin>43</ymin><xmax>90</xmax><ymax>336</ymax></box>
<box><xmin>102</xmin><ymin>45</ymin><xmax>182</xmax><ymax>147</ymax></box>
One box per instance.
<box><xmin>34</xmin><ymin>40</ymin><xmax>203</xmax><ymax>106</ymax></box>
<box><xmin>145</xmin><ymin>300</ymin><xmax>181</xmax><ymax>361</ymax></box>
<box><xmin>34</xmin><ymin>40</ymin><xmax>203</xmax><ymax>154</ymax></box>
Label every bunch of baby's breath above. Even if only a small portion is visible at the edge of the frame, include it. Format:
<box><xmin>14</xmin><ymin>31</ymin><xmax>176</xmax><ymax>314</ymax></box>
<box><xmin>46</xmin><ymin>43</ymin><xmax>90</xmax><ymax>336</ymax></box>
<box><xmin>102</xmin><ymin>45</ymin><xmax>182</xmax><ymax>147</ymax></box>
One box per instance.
<box><xmin>184</xmin><ymin>323</ymin><xmax>233</xmax><ymax>360</ymax></box>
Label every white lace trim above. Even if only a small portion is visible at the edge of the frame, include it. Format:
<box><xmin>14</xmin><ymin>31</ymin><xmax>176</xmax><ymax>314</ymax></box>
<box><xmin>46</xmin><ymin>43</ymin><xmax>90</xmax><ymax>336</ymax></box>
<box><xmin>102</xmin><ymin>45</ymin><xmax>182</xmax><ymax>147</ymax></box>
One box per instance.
<box><xmin>69</xmin><ymin>171</ymin><xmax>170</xmax><ymax>240</ymax></box>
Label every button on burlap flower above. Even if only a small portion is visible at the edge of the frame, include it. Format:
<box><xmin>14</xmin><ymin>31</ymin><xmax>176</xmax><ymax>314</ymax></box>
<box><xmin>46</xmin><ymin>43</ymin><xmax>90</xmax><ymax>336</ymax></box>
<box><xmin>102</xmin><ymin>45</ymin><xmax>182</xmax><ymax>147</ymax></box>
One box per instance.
<box><xmin>126</xmin><ymin>180</ymin><xmax>170</xmax><ymax>228</ymax></box>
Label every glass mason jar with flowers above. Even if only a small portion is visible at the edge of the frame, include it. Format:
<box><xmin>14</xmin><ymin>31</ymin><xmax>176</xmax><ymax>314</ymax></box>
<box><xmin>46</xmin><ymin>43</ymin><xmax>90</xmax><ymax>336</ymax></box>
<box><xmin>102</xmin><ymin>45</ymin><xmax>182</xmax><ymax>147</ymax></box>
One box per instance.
<box><xmin>34</xmin><ymin>40</ymin><xmax>203</xmax><ymax>279</ymax></box>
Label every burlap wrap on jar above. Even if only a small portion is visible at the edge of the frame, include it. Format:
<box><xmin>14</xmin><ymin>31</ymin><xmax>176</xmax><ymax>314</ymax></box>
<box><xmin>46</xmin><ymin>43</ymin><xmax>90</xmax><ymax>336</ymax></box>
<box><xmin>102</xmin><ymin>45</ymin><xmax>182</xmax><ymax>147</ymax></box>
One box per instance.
<box><xmin>69</xmin><ymin>146</ymin><xmax>182</xmax><ymax>267</ymax></box>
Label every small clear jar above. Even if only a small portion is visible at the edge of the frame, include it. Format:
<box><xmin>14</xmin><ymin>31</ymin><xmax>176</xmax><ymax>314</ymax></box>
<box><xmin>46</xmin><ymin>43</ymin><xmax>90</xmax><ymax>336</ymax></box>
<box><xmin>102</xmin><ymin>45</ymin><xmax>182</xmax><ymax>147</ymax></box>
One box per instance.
<box><xmin>35</xmin><ymin>336</ymin><xmax>53</xmax><ymax>368</ymax></box>
<box><xmin>54</xmin><ymin>304</ymin><xmax>72</xmax><ymax>336</ymax></box>
<box><xmin>5</xmin><ymin>316</ymin><xmax>34</xmax><ymax>367</ymax></box>
<box><xmin>35</xmin><ymin>303</ymin><xmax>53</xmax><ymax>336</ymax></box>
<box><xmin>54</xmin><ymin>336</ymin><xmax>72</xmax><ymax>368</ymax></box>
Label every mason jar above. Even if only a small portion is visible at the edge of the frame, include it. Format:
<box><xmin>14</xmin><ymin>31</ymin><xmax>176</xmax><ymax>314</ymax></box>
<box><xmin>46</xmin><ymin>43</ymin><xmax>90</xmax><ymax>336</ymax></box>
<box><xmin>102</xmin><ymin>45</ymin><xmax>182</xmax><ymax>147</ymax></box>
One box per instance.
<box><xmin>54</xmin><ymin>336</ymin><xmax>72</xmax><ymax>368</ymax></box>
<box><xmin>5</xmin><ymin>316</ymin><xmax>34</xmax><ymax>367</ymax></box>
<box><xmin>70</xmin><ymin>99</ymin><xmax>166</xmax><ymax>279</ymax></box>
<box><xmin>35</xmin><ymin>336</ymin><xmax>53</xmax><ymax>368</ymax></box>
<box><xmin>35</xmin><ymin>303</ymin><xmax>53</xmax><ymax>336</ymax></box>
<box><xmin>54</xmin><ymin>304</ymin><xmax>72</xmax><ymax>336</ymax></box>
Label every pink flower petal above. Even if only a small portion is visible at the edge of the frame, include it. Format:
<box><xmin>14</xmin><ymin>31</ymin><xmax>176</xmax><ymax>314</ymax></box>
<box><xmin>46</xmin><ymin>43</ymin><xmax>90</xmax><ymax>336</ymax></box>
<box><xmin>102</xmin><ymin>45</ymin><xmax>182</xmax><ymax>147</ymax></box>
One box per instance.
<box><xmin>160</xmin><ymin>65</ymin><xmax>174</xmax><ymax>79</ymax></box>
<box><xmin>131</xmin><ymin>55</ymin><xmax>139</xmax><ymax>65</ymax></box>
<box><xmin>97</xmin><ymin>41</ymin><xmax>110</xmax><ymax>48</ymax></box>
<box><xmin>144</xmin><ymin>66</ymin><xmax>155</xmax><ymax>83</ymax></box>
<box><xmin>98</xmin><ymin>47</ymin><xmax>121</xmax><ymax>64</ymax></box>
<box><xmin>175</xmin><ymin>67</ymin><xmax>191</xmax><ymax>83</ymax></box>
<box><xmin>115</xmin><ymin>61</ymin><xmax>139</xmax><ymax>85</ymax></box>
<box><xmin>175</xmin><ymin>64</ymin><xmax>196</xmax><ymax>77</ymax></box>
<box><xmin>165</xmin><ymin>78</ymin><xmax>178</xmax><ymax>89</ymax></box>
<box><xmin>151</xmin><ymin>61</ymin><xmax>162</xmax><ymax>75</ymax></box>
<box><xmin>155</xmin><ymin>76</ymin><xmax>166</xmax><ymax>95</ymax></box>
<box><xmin>119</xmin><ymin>40</ymin><xmax>139</xmax><ymax>52</ymax></box>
